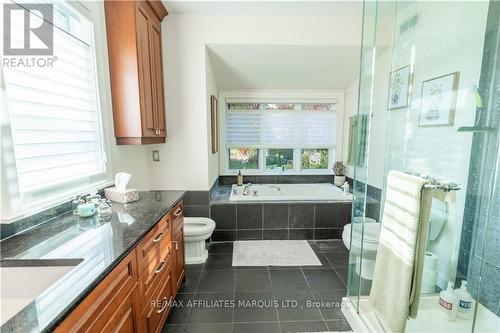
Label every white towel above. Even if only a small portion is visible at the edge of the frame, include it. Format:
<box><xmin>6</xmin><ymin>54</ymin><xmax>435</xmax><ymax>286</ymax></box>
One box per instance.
<box><xmin>369</xmin><ymin>171</ymin><xmax>433</xmax><ymax>333</ymax></box>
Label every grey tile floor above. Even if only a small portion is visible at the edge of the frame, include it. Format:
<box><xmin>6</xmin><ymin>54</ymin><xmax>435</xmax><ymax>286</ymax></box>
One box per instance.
<box><xmin>163</xmin><ymin>240</ymin><xmax>352</xmax><ymax>333</ymax></box>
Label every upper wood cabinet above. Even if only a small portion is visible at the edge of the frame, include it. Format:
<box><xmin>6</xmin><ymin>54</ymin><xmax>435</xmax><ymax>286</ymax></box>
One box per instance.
<box><xmin>104</xmin><ymin>0</ymin><xmax>168</xmax><ymax>145</ymax></box>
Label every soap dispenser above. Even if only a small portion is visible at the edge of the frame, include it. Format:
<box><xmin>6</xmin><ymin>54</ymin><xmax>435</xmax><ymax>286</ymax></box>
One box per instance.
<box><xmin>86</xmin><ymin>190</ymin><xmax>101</xmax><ymax>204</ymax></box>
<box><xmin>454</xmin><ymin>280</ymin><xmax>472</xmax><ymax>319</ymax></box>
<box><xmin>237</xmin><ymin>170</ymin><xmax>243</xmax><ymax>186</ymax></box>
<box><xmin>439</xmin><ymin>282</ymin><xmax>458</xmax><ymax>321</ymax></box>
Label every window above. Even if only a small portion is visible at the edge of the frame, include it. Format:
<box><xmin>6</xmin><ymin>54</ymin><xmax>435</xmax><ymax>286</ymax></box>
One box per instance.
<box><xmin>2</xmin><ymin>1</ymin><xmax>109</xmax><ymax>215</ymax></box>
<box><xmin>223</xmin><ymin>98</ymin><xmax>339</xmax><ymax>174</ymax></box>
<box><xmin>301</xmin><ymin>149</ymin><xmax>329</xmax><ymax>169</ymax></box>
<box><xmin>266</xmin><ymin>149</ymin><xmax>293</xmax><ymax>171</ymax></box>
<box><xmin>229</xmin><ymin>148</ymin><xmax>259</xmax><ymax>170</ymax></box>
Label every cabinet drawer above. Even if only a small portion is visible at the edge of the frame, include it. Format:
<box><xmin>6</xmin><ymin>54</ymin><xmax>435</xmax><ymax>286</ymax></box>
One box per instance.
<box><xmin>136</xmin><ymin>214</ymin><xmax>172</xmax><ymax>274</ymax></box>
<box><xmin>141</xmin><ymin>265</ymin><xmax>174</xmax><ymax>333</ymax></box>
<box><xmin>138</xmin><ymin>242</ymin><xmax>172</xmax><ymax>310</ymax></box>
<box><xmin>170</xmin><ymin>201</ymin><xmax>183</xmax><ymax>235</ymax></box>
<box><xmin>55</xmin><ymin>251</ymin><xmax>137</xmax><ymax>333</ymax></box>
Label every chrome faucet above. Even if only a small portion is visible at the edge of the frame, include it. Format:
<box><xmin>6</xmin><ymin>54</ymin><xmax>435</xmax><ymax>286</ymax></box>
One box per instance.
<box><xmin>242</xmin><ymin>183</ymin><xmax>252</xmax><ymax>196</ymax></box>
<box><xmin>270</xmin><ymin>185</ymin><xmax>281</xmax><ymax>192</ymax></box>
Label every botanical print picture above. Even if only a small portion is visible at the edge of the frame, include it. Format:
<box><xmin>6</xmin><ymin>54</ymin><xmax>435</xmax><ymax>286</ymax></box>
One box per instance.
<box><xmin>388</xmin><ymin>65</ymin><xmax>411</xmax><ymax>109</ymax></box>
<box><xmin>419</xmin><ymin>72</ymin><xmax>460</xmax><ymax>127</ymax></box>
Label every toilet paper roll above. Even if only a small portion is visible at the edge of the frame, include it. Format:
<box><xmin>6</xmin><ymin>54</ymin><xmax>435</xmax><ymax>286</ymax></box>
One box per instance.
<box><xmin>424</xmin><ymin>252</ymin><xmax>438</xmax><ymax>271</ymax></box>
<box><xmin>421</xmin><ymin>269</ymin><xmax>438</xmax><ymax>294</ymax></box>
<box><xmin>429</xmin><ymin>198</ymin><xmax>447</xmax><ymax>240</ymax></box>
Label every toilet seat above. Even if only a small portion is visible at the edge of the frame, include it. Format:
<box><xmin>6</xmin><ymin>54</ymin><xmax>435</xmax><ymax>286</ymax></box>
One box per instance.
<box><xmin>342</xmin><ymin>220</ymin><xmax>381</xmax><ymax>280</ymax></box>
<box><xmin>184</xmin><ymin>217</ymin><xmax>216</xmax><ymax>237</ymax></box>
<box><xmin>344</xmin><ymin>221</ymin><xmax>380</xmax><ymax>244</ymax></box>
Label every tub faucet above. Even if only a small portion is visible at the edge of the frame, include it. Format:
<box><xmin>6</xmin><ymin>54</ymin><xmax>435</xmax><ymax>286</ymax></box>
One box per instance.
<box><xmin>242</xmin><ymin>183</ymin><xmax>252</xmax><ymax>196</ymax></box>
<box><xmin>270</xmin><ymin>185</ymin><xmax>281</xmax><ymax>192</ymax></box>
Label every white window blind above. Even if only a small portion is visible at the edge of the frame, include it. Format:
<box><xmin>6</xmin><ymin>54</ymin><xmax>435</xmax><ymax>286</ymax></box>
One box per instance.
<box><xmin>3</xmin><ymin>1</ymin><xmax>106</xmax><ymax>193</ymax></box>
<box><xmin>226</xmin><ymin>102</ymin><xmax>337</xmax><ymax>149</ymax></box>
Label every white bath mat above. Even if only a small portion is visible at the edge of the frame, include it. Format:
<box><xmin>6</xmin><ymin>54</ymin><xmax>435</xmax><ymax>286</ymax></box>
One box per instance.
<box><xmin>232</xmin><ymin>240</ymin><xmax>321</xmax><ymax>266</ymax></box>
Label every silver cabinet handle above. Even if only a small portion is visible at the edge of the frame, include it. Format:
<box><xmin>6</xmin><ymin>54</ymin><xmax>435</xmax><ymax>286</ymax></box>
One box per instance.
<box><xmin>173</xmin><ymin>207</ymin><xmax>182</xmax><ymax>217</ymax></box>
<box><xmin>153</xmin><ymin>232</ymin><xmax>164</xmax><ymax>244</ymax></box>
<box><xmin>173</xmin><ymin>241</ymin><xmax>179</xmax><ymax>250</ymax></box>
<box><xmin>156</xmin><ymin>297</ymin><xmax>169</xmax><ymax>313</ymax></box>
<box><xmin>155</xmin><ymin>260</ymin><xmax>166</xmax><ymax>274</ymax></box>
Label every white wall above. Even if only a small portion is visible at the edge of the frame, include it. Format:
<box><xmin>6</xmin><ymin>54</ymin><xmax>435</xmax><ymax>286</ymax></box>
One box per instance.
<box><xmin>146</xmin><ymin>11</ymin><xmax>362</xmax><ymax>190</ymax></box>
<box><xmin>385</xmin><ymin>1</ymin><xmax>489</xmax><ymax>288</ymax></box>
<box><xmin>343</xmin><ymin>1</ymin><xmax>489</xmax><ymax>288</ymax></box>
<box><xmin>342</xmin><ymin>0</ymin><xmax>489</xmax><ymax>289</ymax></box>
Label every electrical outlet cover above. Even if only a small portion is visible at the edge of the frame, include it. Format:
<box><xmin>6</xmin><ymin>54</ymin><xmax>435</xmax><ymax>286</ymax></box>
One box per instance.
<box><xmin>152</xmin><ymin>150</ymin><xmax>160</xmax><ymax>161</ymax></box>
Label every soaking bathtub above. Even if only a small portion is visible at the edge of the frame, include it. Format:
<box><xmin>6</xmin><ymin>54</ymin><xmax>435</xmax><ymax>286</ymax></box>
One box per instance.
<box><xmin>229</xmin><ymin>183</ymin><xmax>352</xmax><ymax>202</ymax></box>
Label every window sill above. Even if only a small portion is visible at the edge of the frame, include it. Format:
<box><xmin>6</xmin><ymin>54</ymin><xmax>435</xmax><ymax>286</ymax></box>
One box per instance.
<box><xmin>1</xmin><ymin>180</ymin><xmax>115</xmax><ymax>224</ymax></box>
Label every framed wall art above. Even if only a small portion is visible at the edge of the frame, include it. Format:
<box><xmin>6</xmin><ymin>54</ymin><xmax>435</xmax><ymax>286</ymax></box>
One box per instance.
<box><xmin>418</xmin><ymin>72</ymin><xmax>460</xmax><ymax>127</ymax></box>
<box><xmin>210</xmin><ymin>95</ymin><xmax>219</xmax><ymax>153</ymax></box>
<box><xmin>388</xmin><ymin>65</ymin><xmax>412</xmax><ymax>110</ymax></box>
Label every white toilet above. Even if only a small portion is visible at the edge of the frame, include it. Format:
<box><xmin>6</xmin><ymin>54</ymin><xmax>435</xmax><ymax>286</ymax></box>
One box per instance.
<box><xmin>342</xmin><ymin>199</ymin><xmax>447</xmax><ymax>281</ymax></box>
<box><xmin>183</xmin><ymin>217</ymin><xmax>216</xmax><ymax>264</ymax></box>
<box><xmin>342</xmin><ymin>217</ymin><xmax>380</xmax><ymax>280</ymax></box>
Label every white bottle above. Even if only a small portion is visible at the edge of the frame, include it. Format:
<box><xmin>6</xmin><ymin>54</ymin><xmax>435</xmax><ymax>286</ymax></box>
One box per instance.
<box><xmin>454</xmin><ymin>280</ymin><xmax>472</xmax><ymax>319</ymax></box>
<box><xmin>342</xmin><ymin>181</ymin><xmax>350</xmax><ymax>193</ymax></box>
<box><xmin>439</xmin><ymin>282</ymin><xmax>458</xmax><ymax>321</ymax></box>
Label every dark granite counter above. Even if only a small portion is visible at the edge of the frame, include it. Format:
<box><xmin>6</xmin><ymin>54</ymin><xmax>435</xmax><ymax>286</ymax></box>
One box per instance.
<box><xmin>0</xmin><ymin>190</ymin><xmax>185</xmax><ymax>333</ymax></box>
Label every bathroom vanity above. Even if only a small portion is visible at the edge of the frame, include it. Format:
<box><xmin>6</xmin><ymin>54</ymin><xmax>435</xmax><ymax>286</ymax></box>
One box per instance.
<box><xmin>55</xmin><ymin>200</ymin><xmax>184</xmax><ymax>332</ymax></box>
<box><xmin>0</xmin><ymin>191</ymin><xmax>185</xmax><ymax>333</ymax></box>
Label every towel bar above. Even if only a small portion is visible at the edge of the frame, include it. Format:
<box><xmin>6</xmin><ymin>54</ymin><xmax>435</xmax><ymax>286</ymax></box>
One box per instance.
<box><xmin>404</xmin><ymin>172</ymin><xmax>461</xmax><ymax>192</ymax></box>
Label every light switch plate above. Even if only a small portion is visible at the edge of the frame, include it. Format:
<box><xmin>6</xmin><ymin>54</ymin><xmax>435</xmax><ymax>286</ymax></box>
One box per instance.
<box><xmin>152</xmin><ymin>150</ymin><xmax>160</xmax><ymax>162</ymax></box>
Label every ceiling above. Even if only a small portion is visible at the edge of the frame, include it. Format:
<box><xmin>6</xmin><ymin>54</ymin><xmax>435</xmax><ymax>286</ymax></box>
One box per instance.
<box><xmin>163</xmin><ymin>0</ymin><xmax>363</xmax><ymax>16</ymax></box>
<box><xmin>206</xmin><ymin>44</ymin><xmax>361</xmax><ymax>89</ymax></box>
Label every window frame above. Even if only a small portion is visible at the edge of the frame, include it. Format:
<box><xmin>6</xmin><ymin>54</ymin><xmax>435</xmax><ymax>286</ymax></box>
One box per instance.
<box><xmin>219</xmin><ymin>90</ymin><xmax>344</xmax><ymax>176</ymax></box>
<box><xmin>1</xmin><ymin>0</ymin><xmax>114</xmax><ymax>220</ymax></box>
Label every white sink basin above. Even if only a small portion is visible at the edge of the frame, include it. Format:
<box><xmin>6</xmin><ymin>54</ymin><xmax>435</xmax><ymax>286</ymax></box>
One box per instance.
<box><xmin>0</xmin><ymin>259</ymin><xmax>80</xmax><ymax>325</ymax></box>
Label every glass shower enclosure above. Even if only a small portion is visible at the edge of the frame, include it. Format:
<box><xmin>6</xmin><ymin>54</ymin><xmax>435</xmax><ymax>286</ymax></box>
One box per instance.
<box><xmin>347</xmin><ymin>0</ymin><xmax>500</xmax><ymax>332</ymax></box>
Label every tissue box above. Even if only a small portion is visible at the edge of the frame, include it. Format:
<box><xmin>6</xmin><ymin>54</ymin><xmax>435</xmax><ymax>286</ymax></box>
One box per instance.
<box><xmin>104</xmin><ymin>187</ymin><xmax>139</xmax><ymax>203</ymax></box>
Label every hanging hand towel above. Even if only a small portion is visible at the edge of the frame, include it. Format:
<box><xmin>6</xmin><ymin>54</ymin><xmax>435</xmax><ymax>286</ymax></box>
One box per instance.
<box><xmin>369</xmin><ymin>170</ymin><xmax>433</xmax><ymax>333</ymax></box>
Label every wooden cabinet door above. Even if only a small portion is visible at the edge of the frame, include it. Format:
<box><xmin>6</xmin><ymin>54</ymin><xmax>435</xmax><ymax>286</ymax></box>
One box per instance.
<box><xmin>173</xmin><ymin>229</ymin><xmax>185</xmax><ymax>290</ymax></box>
<box><xmin>101</xmin><ymin>287</ymin><xmax>140</xmax><ymax>333</ymax></box>
<box><xmin>135</xmin><ymin>1</ymin><xmax>156</xmax><ymax>138</ymax></box>
<box><xmin>55</xmin><ymin>251</ymin><xmax>138</xmax><ymax>333</ymax></box>
<box><xmin>149</xmin><ymin>19</ymin><xmax>166</xmax><ymax>138</ymax></box>
<box><xmin>105</xmin><ymin>0</ymin><xmax>167</xmax><ymax>145</ymax></box>
<box><xmin>141</xmin><ymin>269</ymin><xmax>174</xmax><ymax>333</ymax></box>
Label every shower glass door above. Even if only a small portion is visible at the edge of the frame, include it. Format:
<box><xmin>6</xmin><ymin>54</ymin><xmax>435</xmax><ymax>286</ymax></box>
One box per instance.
<box><xmin>348</xmin><ymin>0</ymin><xmax>499</xmax><ymax>332</ymax></box>
<box><xmin>346</xmin><ymin>0</ymin><xmax>379</xmax><ymax>312</ymax></box>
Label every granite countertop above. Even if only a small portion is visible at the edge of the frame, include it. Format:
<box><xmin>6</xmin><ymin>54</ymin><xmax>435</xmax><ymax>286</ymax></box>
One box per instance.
<box><xmin>0</xmin><ymin>190</ymin><xmax>185</xmax><ymax>333</ymax></box>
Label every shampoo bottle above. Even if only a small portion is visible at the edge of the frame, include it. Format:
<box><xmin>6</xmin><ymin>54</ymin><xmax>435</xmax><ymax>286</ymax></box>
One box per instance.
<box><xmin>439</xmin><ymin>282</ymin><xmax>458</xmax><ymax>321</ymax></box>
<box><xmin>454</xmin><ymin>280</ymin><xmax>472</xmax><ymax>319</ymax></box>
<box><xmin>237</xmin><ymin>170</ymin><xmax>243</xmax><ymax>186</ymax></box>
